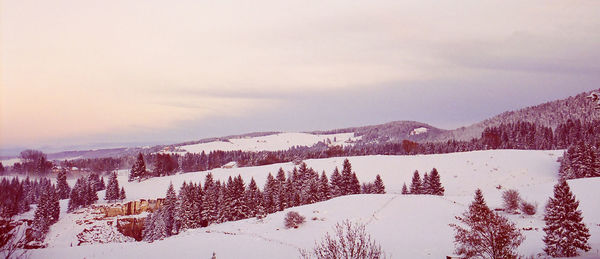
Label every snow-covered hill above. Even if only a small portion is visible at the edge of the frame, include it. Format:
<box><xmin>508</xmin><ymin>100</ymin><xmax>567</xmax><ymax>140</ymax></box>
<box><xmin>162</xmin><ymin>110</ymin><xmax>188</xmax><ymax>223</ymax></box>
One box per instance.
<box><xmin>30</xmin><ymin>150</ymin><xmax>600</xmax><ymax>258</ymax></box>
<box><xmin>162</xmin><ymin>132</ymin><xmax>360</xmax><ymax>154</ymax></box>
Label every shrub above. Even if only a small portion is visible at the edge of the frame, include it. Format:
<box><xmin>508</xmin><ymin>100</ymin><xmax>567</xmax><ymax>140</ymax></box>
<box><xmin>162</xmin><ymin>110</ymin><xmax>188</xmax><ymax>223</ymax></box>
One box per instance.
<box><xmin>301</xmin><ymin>220</ymin><xmax>386</xmax><ymax>259</ymax></box>
<box><xmin>502</xmin><ymin>189</ymin><xmax>521</xmax><ymax>213</ymax></box>
<box><xmin>284</xmin><ymin>211</ymin><xmax>305</xmax><ymax>229</ymax></box>
<box><xmin>520</xmin><ymin>201</ymin><xmax>537</xmax><ymax>215</ymax></box>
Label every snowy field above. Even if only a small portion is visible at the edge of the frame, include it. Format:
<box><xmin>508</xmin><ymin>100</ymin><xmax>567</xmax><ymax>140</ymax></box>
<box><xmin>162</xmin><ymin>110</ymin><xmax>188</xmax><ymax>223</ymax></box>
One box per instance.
<box><xmin>27</xmin><ymin>150</ymin><xmax>600</xmax><ymax>258</ymax></box>
<box><xmin>0</xmin><ymin>157</ymin><xmax>21</xmax><ymax>167</ymax></box>
<box><xmin>165</xmin><ymin>132</ymin><xmax>360</xmax><ymax>154</ymax></box>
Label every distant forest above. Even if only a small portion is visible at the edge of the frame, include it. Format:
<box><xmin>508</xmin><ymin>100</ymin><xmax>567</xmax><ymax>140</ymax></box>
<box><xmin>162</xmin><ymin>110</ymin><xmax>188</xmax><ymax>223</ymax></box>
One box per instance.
<box><xmin>3</xmin><ymin>119</ymin><xmax>599</xmax><ymax>183</ymax></box>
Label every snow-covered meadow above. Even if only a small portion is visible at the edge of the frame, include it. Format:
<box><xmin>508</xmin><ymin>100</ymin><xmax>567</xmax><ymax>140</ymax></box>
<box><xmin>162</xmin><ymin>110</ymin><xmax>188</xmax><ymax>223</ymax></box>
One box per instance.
<box><xmin>163</xmin><ymin>132</ymin><xmax>360</xmax><ymax>154</ymax></box>
<box><xmin>29</xmin><ymin>150</ymin><xmax>600</xmax><ymax>258</ymax></box>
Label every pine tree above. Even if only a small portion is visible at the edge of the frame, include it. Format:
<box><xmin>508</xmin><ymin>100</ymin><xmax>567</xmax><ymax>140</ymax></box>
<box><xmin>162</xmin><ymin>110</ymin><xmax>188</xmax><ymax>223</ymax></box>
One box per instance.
<box><xmin>143</xmin><ymin>209</ymin><xmax>169</xmax><ymax>242</ymax></box>
<box><xmin>178</xmin><ymin>182</ymin><xmax>200</xmax><ymax>230</ymax></box>
<box><xmin>48</xmin><ymin>186</ymin><xmax>60</xmax><ymax>224</ymax></box>
<box><xmin>401</xmin><ymin>183</ymin><xmax>409</xmax><ymax>195</ymax></box>
<box><xmin>450</xmin><ymin>189</ymin><xmax>524</xmax><ymax>259</ymax></box>
<box><xmin>164</xmin><ymin>182</ymin><xmax>178</xmax><ymax>235</ymax></box>
<box><xmin>129</xmin><ymin>153</ymin><xmax>147</xmax><ymax>182</ymax></box>
<box><xmin>202</xmin><ymin>173</ymin><xmax>219</xmax><ymax>224</ymax></box>
<box><xmin>68</xmin><ymin>176</ymin><xmax>98</xmax><ymax>212</ymax></box>
<box><xmin>360</xmin><ymin>183</ymin><xmax>373</xmax><ymax>194</ymax></box>
<box><xmin>119</xmin><ymin>187</ymin><xmax>126</xmax><ymax>201</ymax></box>
<box><xmin>543</xmin><ymin>180</ymin><xmax>591</xmax><ymax>257</ymax></box>
<box><xmin>349</xmin><ymin>173</ymin><xmax>360</xmax><ymax>195</ymax></box>
<box><xmin>105</xmin><ymin>172</ymin><xmax>120</xmax><ymax>202</ymax></box>
<box><xmin>559</xmin><ymin>142</ymin><xmax>600</xmax><ymax>180</ymax></box>
<box><xmin>245</xmin><ymin>178</ymin><xmax>262</xmax><ymax>217</ymax></box>
<box><xmin>422</xmin><ymin>172</ymin><xmax>430</xmax><ymax>195</ymax></box>
<box><xmin>67</xmin><ymin>179</ymin><xmax>81</xmax><ymax>212</ymax></box>
<box><xmin>227</xmin><ymin>175</ymin><xmax>249</xmax><ymax>221</ymax></box>
<box><xmin>56</xmin><ymin>169</ymin><xmax>71</xmax><ymax>199</ymax></box>
<box><xmin>306</xmin><ymin>177</ymin><xmax>320</xmax><ymax>204</ymax></box>
<box><xmin>330</xmin><ymin>167</ymin><xmax>343</xmax><ymax>197</ymax></box>
<box><xmin>99</xmin><ymin>177</ymin><xmax>106</xmax><ymax>191</ymax></box>
<box><xmin>341</xmin><ymin>159</ymin><xmax>353</xmax><ymax>195</ymax></box>
<box><xmin>373</xmin><ymin>174</ymin><xmax>385</xmax><ymax>194</ymax></box>
<box><xmin>318</xmin><ymin>171</ymin><xmax>330</xmax><ymax>201</ymax></box>
<box><xmin>84</xmin><ymin>177</ymin><xmax>98</xmax><ymax>206</ymax></box>
<box><xmin>214</xmin><ymin>180</ymin><xmax>225</xmax><ymax>223</ymax></box>
<box><xmin>32</xmin><ymin>184</ymin><xmax>59</xmax><ymax>241</ymax></box>
<box><xmin>262</xmin><ymin>173</ymin><xmax>276</xmax><ymax>214</ymax></box>
<box><xmin>275</xmin><ymin>168</ymin><xmax>287</xmax><ymax>211</ymax></box>
<box><xmin>32</xmin><ymin>190</ymin><xmax>51</xmax><ymax>241</ymax></box>
<box><xmin>428</xmin><ymin>168</ymin><xmax>445</xmax><ymax>196</ymax></box>
<box><xmin>88</xmin><ymin>173</ymin><xmax>103</xmax><ymax>191</ymax></box>
<box><xmin>409</xmin><ymin>170</ymin><xmax>422</xmax><ymax>194</ymax></box>
<box><xmin>193</xmin><ymin>183</ymin><xmax>204</xmax><ymax>226</ymax></box>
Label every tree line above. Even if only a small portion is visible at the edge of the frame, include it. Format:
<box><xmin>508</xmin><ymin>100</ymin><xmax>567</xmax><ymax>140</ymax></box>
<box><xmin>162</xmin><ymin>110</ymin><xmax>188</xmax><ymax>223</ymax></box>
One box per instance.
<box><xmin>0</xmin><ymin>175</ymin><xmax>62</xmax><ymax>244</ymax></box>
<box><xmin>401</xmin><ymin>168</ymin><xmax>445</xmax><ymax>195</ymax></box>
<box><xmin>142</xmin><ymin>159</ymin><xmax>386</xmax><ymax>241</ymax></box>
<box><xmin>558</xmin><ymin>141</ymin><xmax>600</xmax><ymax>180</ymax></box>
<box><xmin>4</xmin><ymin>119</ymin><xmax>599</xmax><ymax>182</ymax></box>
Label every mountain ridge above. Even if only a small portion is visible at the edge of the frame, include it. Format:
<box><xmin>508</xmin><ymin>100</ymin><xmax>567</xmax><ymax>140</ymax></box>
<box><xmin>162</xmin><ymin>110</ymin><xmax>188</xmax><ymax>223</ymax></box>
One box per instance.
<box><xmin>6</xmin><ymin>88</ymin><xmax>598</xmax><ymax>160</ymax></box>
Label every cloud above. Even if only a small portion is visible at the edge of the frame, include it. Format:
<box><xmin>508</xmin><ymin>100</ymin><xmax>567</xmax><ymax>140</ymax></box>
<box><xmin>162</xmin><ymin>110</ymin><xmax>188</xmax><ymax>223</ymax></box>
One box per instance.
<box><xmin>1</xmin><ymin>0</ymin><xmax>600</xmax><ymax>149</ymax></box>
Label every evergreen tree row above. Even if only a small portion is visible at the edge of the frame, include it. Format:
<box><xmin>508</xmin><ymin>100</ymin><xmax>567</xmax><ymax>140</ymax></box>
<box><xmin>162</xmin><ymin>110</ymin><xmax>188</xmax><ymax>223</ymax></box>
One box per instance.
<box><xmin>559</xmin><ymin>141</ymin><xmax>600</xmax><ymax>180</ymax></box>
<box><xmin>402</xmin><ymin>168</ymin><xmax>444</xmax><ymax>195</ymax></box>
<box><xmin>67</xmin><ymin>176</ymin><xmax>99</xmax><ymax>212</ymax></box>
<box><xmin>31</xmin><ymin>183</ymin><xmax>60</xmax><ymax>241</ymax></box>
<box><xmin>105</xmin><ymin>172</ymin><xmax>126</xmax><ymax>202</ymax></box>
<box><xmin>0</xmin><ymin>177</ymin><xmax>56</xmax><ymax>218</ymax></box>
<box><xmin>7</xmin><ymin>118</ymin><xmax>598</xmax><ymax>181</ymax></box>
<box><xmin>142</xmin><ymin>159</ymin><xmax>386</xmax><ymax>242</ymax></box>
<box><xmin>0</xmin><ymin>175</ymin><xmax>62</xmax><ymax>242</ymax></box>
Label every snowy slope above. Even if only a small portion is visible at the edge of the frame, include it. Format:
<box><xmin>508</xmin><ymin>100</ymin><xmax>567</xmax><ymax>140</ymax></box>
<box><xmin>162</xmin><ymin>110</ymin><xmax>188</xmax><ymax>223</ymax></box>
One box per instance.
<box><xmin>29</xmin><ymin>150</ymin><xmax>600</xmax><ymax>258</ymax></box>
<box><xmin>167</xmin><ymin>132</ymin><xmax>360</xmax><ymax>154</ymax></box>
<box><xmin>409</xmin><ymin>127</ymin><xmax>428</xmax><ymax>136</ymax></box>
<box><xmin>0</xmin><ymin>157</ymin><xmax>21</xmax><ymax>167</ymax></box>
<box><xmin>105</xmin><ymin>149</ymin><xmax>563</xmax><ymax>201</ymax></box>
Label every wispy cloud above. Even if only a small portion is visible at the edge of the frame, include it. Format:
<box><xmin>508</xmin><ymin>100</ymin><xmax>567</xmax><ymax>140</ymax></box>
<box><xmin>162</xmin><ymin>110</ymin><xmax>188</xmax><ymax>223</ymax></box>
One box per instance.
<box><xmin>1</xmin><ymin>0</ymin><xmax>599</xmax><ymax>149</ymax></box>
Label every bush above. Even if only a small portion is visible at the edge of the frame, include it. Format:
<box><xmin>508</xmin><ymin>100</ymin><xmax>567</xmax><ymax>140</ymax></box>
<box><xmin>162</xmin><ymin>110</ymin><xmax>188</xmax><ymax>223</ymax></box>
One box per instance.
<box><xmin>300</xmin><ymin>220</ymin><xmax>386</xmax><ymax>259</ymax></box>
<box><xmin>502</xmin><ymin>189</ymin><xmax>521</xmax><ymax>213</ymax></box>
<box><xmin>520</xmin><ymin>201</ymin><xmax>537</xmax><ymax>215</ymax></box>
<box><xmin>284</xmin><ymin>211</ymin><xmax>305</xmax><ymax>229</ymax></box>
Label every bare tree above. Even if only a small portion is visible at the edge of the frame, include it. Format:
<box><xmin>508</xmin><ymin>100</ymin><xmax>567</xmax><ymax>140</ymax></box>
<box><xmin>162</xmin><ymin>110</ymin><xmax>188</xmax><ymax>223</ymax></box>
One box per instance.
<box><xmin>300</xmin><ymin>220</ymin><xmax>386</xmax><ymax>259</ymax></box>
<box><xmin>19</xmin><ymin>149</ymin><xmax>51</xmax><ymax>175</ymax></box>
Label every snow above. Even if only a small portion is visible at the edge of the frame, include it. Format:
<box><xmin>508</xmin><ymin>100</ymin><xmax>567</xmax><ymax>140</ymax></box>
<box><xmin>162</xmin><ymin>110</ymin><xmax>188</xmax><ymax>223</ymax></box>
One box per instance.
<box><xmin>26</xmin><ymin>150</ymin><xmax>600</xmax><ymax>258</ymax></box>
<box><xmin>166</xmin><ymin>132</ymin><xmax>360</xmax><ymax>154</ymax></box>
<box><xmin>110</xmin><ymin>150</ymin><xmax>563</xmax><ymax>201</ymax></box>
<box><xmin>0</xmin><ymin>157</ymin><xmax>21</xmax><ymax>167</ymax></box>
<box><xmin>409</xmin><ymin>127</ymin><xmax>429</xmax><ymax>136</ymax></box>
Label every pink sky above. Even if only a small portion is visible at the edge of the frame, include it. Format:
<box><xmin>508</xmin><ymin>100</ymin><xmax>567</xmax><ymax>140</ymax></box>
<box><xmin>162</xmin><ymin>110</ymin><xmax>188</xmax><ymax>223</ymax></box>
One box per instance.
<box><xmin>1</xmin><ymin>0</ymin><xmax>599</xmax><ymax>151</ymax></box>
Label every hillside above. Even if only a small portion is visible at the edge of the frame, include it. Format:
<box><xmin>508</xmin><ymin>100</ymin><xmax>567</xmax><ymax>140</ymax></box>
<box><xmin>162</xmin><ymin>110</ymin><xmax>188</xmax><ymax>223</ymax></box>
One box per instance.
<box><xmin>311</xmin><ymin>120</ymin><xmax>447</xmax><ymax>144</ymax></box>
<box><xmin>434</xmin><ymin>88</ymin><xmax>600</xmax><ymax>142</ymax></box>
<box><xmin>165</xmin><ymin>132</ymin><xmax>361</xmax><ymax>154</ymax></box>
<box><xmin>156</xmin><ymin>88</ymin><xmax>600</xmax><ymax>152</ymax></box>
<box><xmin>5</xmin><ymin>88</ymin><xmax>597</xmax><ymax>163</ymax></box>
<box><xmin>24</xmin><ymin>150</ymin><xmax>600</xmax><ymax>258</ymax></box>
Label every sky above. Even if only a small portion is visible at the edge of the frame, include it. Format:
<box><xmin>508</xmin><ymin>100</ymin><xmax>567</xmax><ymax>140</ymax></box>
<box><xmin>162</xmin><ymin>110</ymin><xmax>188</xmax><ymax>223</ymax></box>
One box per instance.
<box><xmin>1</xmin><ymin>0</ymin><xmax>600</xmax><ymax>154</ymax></box>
